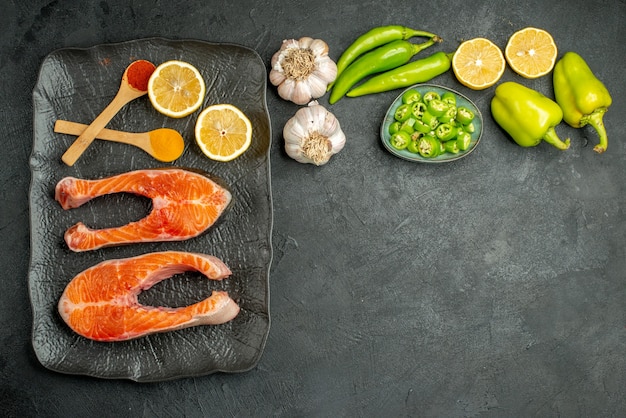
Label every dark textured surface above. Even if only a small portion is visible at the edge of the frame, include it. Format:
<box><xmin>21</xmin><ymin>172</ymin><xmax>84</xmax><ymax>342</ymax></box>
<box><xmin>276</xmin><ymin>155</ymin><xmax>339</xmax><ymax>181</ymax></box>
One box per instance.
<box><xmin>2</xmin><ymin>0</ymin><xmax>625</xmax><ymax>415</ymax></box>
<box><xmin>30</xmin><ymin>39</ymin><xmax>272</xmax><ymax>381</ymax></box>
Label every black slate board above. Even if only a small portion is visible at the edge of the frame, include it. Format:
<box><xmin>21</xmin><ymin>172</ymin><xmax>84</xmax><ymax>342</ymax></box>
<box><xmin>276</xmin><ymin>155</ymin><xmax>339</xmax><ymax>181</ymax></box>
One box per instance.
<box><xmin>29</xmin><ymin>38</ymin><xmax>272</xmax><ymax>381</ymax></box>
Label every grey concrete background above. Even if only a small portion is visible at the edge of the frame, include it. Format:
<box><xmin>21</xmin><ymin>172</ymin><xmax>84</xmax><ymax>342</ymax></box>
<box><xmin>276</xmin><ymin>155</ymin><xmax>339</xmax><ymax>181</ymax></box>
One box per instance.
<box><xmin>2</xmin><ymin>0</ymin><xmax>625</xmax><ymax>416</ymax></box>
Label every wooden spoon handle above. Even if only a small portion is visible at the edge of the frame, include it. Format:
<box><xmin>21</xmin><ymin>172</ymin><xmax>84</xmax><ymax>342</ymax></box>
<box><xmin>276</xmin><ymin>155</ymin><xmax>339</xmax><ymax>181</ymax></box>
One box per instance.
<box><xmin>60</xmin><ymin>85</ymin><xmax>145</xmax><ymax>166</ymax></box>
<box><xmin>55</xmin><ymin>120</ymin><xmax>143</xmax><ymax>146</ymax></box>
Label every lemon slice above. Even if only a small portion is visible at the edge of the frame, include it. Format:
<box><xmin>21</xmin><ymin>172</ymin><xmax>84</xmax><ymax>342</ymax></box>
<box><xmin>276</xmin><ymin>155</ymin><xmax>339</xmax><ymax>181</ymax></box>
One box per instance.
<box><xmin>148</xmin><ymin>60</ymin><xmax>206</xmax><ymax>118</ymax></box>
<box><xmin>505</xmin><ymin>27</ymin><xmax>558</xmax><ymax>79</ymax></box>
<box><xmin>452</xmin><ymin>38</ymin><xmax>506</xmax><ymax>90</ymax></box>
<box><xmin>195</xmin><ymin>104</ymin><xmax>252</xmax><ymax>161</ymax></box>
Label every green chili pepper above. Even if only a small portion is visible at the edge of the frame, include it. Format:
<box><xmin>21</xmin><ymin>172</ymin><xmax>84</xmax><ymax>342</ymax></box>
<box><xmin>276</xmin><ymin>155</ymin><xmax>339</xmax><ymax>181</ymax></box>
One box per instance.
<box><xmin>413</xmin><ymin>119</ymin><xmax>431</xmax><ymax>134</ymax></box>
<box><xmin>422</xmin><ymin>91</ymin><xmax>440</xmax><ymax>104</ymax></box>
<box><xmin>553</xmin><ymin>51</ymin><xmax>612</xmax><ymax>153</ymax></box>
<box><xmin>456</xmin><ymin>131</ymin><xmax>472</xmax><ymax>151</ymax></box>
<box><xmin>409</xmin><ymin>131</ymin><xmax>422</xmax><ymax>142</ymax></box>
<box><xmin>329</xmin><ymin>38</ymin><xmax>438</xmax><ymax>104</ymax></box>
<box><xmin>388</xmin><ymin>121</ymin><xmax>401</xmax><ymax>135</ymax></box>
<box><xmin>401</xmin><ymin>88</ymin><xmax>421</xmax><ymax>104</ymax></box>
<box><xmin>455</xmin><ymin>107</ymin><xmax>474</xmax><ymax>125</ymax></box>
<box><xmin>389</xmin><ymin>131</ymin><xmax>411</xmax><ymax>150</ymax></box>
<box><xmin>427</xmin><ymin>99</ymin><xmax>448</xmax><ymax>117</ymax></box>
<box><xmin>435</xmin><ymin>123</ymin><xmax>456</xmax><ymax>142</ymax></box>
<box><xmin>437</xmin><ymin>107</ymin><xmax>457</xmax><ymax>124</ymax></box>
<box><xmin>417</xmin><ymin>135</ymin><xmax>441</xmax><ymax>158</ymax></box>
<box><xmin>441</xmin><ymin>91</ymin><xmax>456</xmax><ymax>107</ymax></box>
<box><xmin>444</xmin><ymin>140</ymin><xmax>460</xmax><ymax>154</ymax></box>
<box><xmin>490</xmin><ymin>81</ymin><xmax>570</xmax><ymax>150</ymax></box>
<box><xmin>331</xmin><ymin>25</ymin><xmax>440</xmax><ymax>91</ymax></box>
<box><xmin>346</xmin><ymin>52</ymin><xmax>451</xmax><ymax>97</ymax></box>
<box><xmin>407</xmin><ymin>139</ymin><xmax>421</xmax><ymax>154</ymax></box>
<box><xmin>399</xmin><ymin>118</ymin><xmax>416</xmax><ymax>134</ymax></box>
<box><xmin>420</xmin><ymin>110</ymin><xmax>439</xmax><ymax>130</ymax></box>
<box><xmin>410</xmin><ymin>101</ymin><xmax>427</xmax><ymax>119</ymax></box>
<box><xmin>394</xmin><ymin>103</ymin><xmax>412</xmax><ymax>122</ymax></box>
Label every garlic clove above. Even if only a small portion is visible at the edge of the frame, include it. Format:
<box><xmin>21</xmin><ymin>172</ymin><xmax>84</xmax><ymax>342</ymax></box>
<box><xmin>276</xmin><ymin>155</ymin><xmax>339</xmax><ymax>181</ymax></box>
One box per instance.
<box><xmin>270</xmin><ymin>49</ymin><xmax>283</xmax><ymax>68</ymax></box>
<box><xmin>309</xmin><ymin>38</ymin><xmax>331</xmax><ymax>56</ymax></box>
<box><xmin>320</xmin><ymin>110</ymin><xmax>341</xmax><ymax>134</ymax></box>
<box><xmin>296</xmin><ymin>36</ymin><xmax>315</xmax><ymax>49</ymax></box>
<box><xmin>303</xmin><ymin>73</ymin><xmax>329</xmax><ymax>100</ymax></box>
<box><xmin>277</xmin><ymin>79</ymin><xmax>315</xmax><ymax>106</ymax></box>
<box><xmin>290</xmin><ymin>81</ymin><xmax>314</xmax><ymax>106</ymax></box>
<box><xmin>283</xmin><ymin>114</ymin><xmax>307</xmax><ymax>142</ymax></box>
<box><xmin>281</xmin><ymin>38</ymin><xmax>300</xmax><ymax>50</ymax></box>
<box><xmin>284</xmin><ymin>142</ymin><xmax>312</xmax><ymax>165</ymax></box>
<box><xmin>313</xmin><ymin>59</ymin><xmax>338</xmax><ymax>83</ymax></box>
<box><xmin>329</xmin><ymin>130</ymin><xmax>347</xmax><ymax>154</ymax></box>
<box><xmin>269</xmin><ymin>68</ymin><xmax>286</xmax><ymax>86</ymax></box>
<box><xmin>276</xmin><ymin>78</ymin><xmax>297</xmax><ymax>102</ymax></box>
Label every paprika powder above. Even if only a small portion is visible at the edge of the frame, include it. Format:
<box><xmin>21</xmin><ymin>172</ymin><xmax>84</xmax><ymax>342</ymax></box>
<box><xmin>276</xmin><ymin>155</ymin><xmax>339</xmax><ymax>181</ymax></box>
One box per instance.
<box><xmin>126</xmin><ymin>60</ymin><xmax>156</xmax><ymax>91</ymax></box>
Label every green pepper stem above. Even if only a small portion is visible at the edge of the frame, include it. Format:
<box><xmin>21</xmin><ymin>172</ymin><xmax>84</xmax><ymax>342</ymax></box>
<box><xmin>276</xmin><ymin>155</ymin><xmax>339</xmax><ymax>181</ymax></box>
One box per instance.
<box><xmin>410</xmin><ymin>38</ymin><xmax>438</xmax><ymax>55</ymax></box>
<box><xmin>542</xmin><ymin>126</ymin><xmax>570</xmax><ymax>150</ymax></box>
<box><xmin>581</xmin><ymin>108</ymin><xmax>608</xmax><ymax>154</ymax></box>
<box><xmin>404</xmin><ymin>28</ymin><xmax>439</xmax><ymax>40</ymax></box>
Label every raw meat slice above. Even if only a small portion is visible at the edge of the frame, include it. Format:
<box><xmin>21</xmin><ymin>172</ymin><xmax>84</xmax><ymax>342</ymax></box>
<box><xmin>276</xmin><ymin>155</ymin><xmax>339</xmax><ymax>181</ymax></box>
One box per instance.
<box><xmin>58</xmin><ymin>251</ymin><xmax>240</xmax><ymax>342</ymax></box>
<box><xmin>55</xmin><ymin>168</ymin><xmax>231</xmax><ymax>252</ymax></box>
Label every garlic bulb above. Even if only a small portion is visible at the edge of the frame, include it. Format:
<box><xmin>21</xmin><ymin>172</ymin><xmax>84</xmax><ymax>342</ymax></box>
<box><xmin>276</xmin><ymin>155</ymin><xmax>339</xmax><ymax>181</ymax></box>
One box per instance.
<box><xmin>270</xmin><ymin>37</ymin><xmax>337</xmax><ymax>105</ymax></box>
<box><xmin>283</xmin><ymin>101</ymin><xmax>346</xmax><ymax>165</ymax></box>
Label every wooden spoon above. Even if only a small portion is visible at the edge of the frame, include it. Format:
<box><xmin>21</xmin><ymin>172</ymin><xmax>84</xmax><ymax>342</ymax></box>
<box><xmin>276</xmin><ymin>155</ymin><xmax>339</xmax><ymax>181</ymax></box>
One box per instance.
<box><xmin>55</xmin><ymin>120</ymin><xmax>185</xmax><ymax>162</ymax></box>
<box><xmin>61</xmin><ymin>60</ymin><xmax>156</xmax><ymax>166</ymax></box>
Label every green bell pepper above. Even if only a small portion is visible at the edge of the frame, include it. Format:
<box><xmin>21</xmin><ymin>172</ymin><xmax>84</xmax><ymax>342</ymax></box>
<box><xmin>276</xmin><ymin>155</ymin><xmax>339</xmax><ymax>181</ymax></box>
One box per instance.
<box><xmin>553</xmin><ymin>51</ymin><xmax>612</xmax><ymax>154</ymax></box>
<box><xmin>490</xmin><ymin>81</ymin><xmax>570</xmax><ymax>150</ymax></box>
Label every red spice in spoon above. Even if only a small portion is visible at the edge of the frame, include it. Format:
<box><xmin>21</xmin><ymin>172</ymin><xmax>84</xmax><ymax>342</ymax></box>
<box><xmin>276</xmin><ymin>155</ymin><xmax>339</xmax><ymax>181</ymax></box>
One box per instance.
<box><xmin>61</xmin><ymin>59</ymin><xmax>156</xmax><ymax>166</ymax></box>
<box><xmin>126</xmin><ymin>59</ymin><xmax>156</xmax><ymax>91</ymax></box>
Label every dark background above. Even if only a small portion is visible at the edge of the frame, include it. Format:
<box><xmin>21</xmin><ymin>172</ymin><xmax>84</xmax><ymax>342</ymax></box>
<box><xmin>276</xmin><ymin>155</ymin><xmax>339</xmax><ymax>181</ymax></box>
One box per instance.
<box><xmin>2</xmin><ymin>0</ymin><xmax>625</xmax><ymax>416</ymax></box>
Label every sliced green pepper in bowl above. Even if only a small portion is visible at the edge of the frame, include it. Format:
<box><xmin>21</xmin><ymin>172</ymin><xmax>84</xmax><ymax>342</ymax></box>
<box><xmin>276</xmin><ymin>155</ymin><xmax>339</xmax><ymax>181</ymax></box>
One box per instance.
<box><xmin>380</xmin><ymin>84</ymin><xmax>483</xmax><ymax>163</ymax></box>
